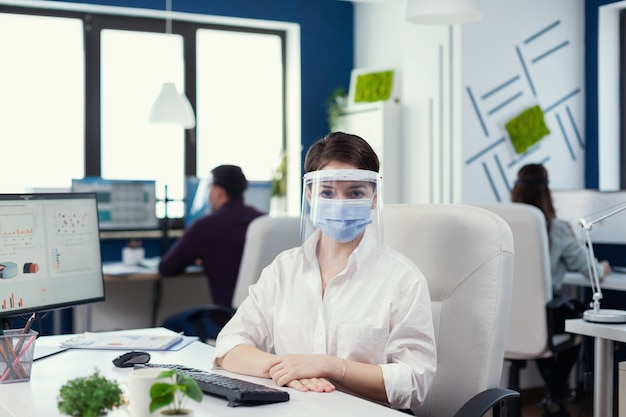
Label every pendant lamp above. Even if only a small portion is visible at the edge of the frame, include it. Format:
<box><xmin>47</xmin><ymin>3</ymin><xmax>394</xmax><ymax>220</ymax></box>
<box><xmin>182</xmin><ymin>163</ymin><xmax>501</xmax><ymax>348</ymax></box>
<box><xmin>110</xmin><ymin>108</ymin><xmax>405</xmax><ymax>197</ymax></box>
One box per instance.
<box><xmin>405</xmin><ymin>0</ymin><xmax>481</xmax><ymax>24</ymax></box>
<box><xmin>149</xmin><ymin>82</ymin><xmax>196</xmax><ymax>129</ymax></box>
<box><xmin>148</xmin><ymin>0</ymin><xmax>196</xmax><ymax>129</ymax></box>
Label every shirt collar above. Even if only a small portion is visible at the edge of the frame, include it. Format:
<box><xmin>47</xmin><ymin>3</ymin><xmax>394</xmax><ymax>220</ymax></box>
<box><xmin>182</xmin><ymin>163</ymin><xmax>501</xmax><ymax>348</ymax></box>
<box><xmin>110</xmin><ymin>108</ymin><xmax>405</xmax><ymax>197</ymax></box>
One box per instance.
<box><xmin>302</xmin><ymin>227</ymin><xmax>380</xmax><ymax>269</ymax></box>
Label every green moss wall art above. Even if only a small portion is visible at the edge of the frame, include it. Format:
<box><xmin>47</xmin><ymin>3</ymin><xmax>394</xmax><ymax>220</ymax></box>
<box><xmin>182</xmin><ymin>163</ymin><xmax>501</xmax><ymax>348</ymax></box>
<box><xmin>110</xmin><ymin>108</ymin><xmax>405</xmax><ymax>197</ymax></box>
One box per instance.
<box><xmin>505</xmin><ymin>105</ymin><xmax>550</xmax><ymax>154</ymax></box>
<box><xmin>354</xmin><ymin>70</ymin><xmax>394</xmax><ymax>103</ymax></box>
<box><xmin>347</xmin><ymin>68</ymin><xmax>397</xmax><ymax>106</ymax></box>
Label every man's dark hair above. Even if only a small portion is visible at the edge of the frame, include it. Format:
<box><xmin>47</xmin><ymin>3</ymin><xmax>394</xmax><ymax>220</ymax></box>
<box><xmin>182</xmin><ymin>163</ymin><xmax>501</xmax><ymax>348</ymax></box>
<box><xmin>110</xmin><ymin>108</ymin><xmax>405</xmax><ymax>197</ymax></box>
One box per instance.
<box><xmin>211</xmin><ymin>165</ymin><xmax>248</xmax><ymax>199</ymax></box>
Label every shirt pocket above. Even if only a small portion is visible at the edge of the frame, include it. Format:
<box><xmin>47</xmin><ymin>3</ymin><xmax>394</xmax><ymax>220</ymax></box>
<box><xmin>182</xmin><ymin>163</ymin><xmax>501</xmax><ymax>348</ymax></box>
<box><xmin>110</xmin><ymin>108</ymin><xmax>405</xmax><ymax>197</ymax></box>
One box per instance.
<box><xmin>336</xmin><ymin>324</ymin><xmax>388</xmax><ymax>363</ymax></box>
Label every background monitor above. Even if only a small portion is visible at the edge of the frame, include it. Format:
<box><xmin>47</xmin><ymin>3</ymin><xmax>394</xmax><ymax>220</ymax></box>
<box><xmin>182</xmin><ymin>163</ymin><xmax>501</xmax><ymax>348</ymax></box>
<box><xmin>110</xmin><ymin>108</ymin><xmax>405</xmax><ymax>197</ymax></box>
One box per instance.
<box><xmin>0</xmin><ymin>193</ymin><xmax>105</xmax><ymax>322</ymax></box>
<box><xmin>184</xmin><ymin>177</ymin><xmax>272</xmax><ymax>227</ymax></box>
<box><xmin>552</xmin><ymin>189</ymin><xmax>626</xmax><ymax>244</ymax></box>
<box><xmin>71</xmin><ymin>177</ymin><xmax>158</xmax><ymax>230</ymax></box>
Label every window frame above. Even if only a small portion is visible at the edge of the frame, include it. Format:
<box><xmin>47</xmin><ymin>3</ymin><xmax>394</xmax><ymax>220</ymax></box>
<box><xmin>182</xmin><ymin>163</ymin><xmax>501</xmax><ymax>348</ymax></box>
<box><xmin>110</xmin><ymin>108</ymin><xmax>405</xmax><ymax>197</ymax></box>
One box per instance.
<box><xmin>0</xmin><ymin>3</ymin><xmax>289</xmax><ymax>220</ymax></box>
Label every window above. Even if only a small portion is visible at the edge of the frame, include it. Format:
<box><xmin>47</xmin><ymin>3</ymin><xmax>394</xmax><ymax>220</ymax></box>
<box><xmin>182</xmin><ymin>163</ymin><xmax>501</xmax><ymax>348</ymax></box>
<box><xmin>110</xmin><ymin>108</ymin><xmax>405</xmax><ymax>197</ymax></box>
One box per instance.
<box><xmin>0</xmin><ymin>12</ymin><xmax>84</xmax><ymax>193</ymax></box>
<box><xmin>196</xmin><ymin>29</ymin><xmax>283</xmax><ymax>182</ymax></box>
<box><xmin>0</xmin><ymin>4</ymin><xmax>290</xmax><ymax>221</ymax></box>
<box><xmin>100</xmin><ymin>29</ymin><xmax>187</xmax><ymax>218</ymax></box>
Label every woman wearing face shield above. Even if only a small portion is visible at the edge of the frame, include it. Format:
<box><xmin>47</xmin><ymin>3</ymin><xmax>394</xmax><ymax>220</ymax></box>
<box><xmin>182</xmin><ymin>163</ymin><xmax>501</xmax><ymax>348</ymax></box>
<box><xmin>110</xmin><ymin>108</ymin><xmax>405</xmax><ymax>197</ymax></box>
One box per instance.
<box><xmin>214</xmin><ymin>132</ymin><xmax>437</xmax><ymax>411</ymax></box>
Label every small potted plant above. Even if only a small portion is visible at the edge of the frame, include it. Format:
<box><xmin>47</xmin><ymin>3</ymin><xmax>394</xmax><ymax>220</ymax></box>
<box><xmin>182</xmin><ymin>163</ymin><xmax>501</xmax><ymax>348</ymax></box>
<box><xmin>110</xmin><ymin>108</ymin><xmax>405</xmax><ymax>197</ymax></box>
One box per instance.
<box><xmin>57</xmin><ymin>370</ymin><xmax>124</xmax><ymax>417</ymax></box>
<box><xmin>149</xmin><ymin>369</ymin><xmax>203</xmax><ymax>416</ymax></box>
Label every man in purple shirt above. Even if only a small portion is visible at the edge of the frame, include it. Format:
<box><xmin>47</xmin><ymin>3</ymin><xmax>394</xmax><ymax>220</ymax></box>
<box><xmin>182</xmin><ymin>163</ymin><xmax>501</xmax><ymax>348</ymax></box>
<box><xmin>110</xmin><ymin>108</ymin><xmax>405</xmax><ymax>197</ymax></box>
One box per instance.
<box><xmin>159</xmin><ymin>165</ymin><xmax>265</xmax><ymax>338</ymax></box>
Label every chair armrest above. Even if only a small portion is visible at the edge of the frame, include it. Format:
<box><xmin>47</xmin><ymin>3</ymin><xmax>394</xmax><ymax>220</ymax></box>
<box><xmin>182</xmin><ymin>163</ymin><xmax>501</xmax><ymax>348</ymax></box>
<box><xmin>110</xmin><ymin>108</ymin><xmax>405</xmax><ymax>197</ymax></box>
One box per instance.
<box><xmin>453</xmin><ymin>388</ymin><xmax>519</xmax><ymax>417</ymax></box>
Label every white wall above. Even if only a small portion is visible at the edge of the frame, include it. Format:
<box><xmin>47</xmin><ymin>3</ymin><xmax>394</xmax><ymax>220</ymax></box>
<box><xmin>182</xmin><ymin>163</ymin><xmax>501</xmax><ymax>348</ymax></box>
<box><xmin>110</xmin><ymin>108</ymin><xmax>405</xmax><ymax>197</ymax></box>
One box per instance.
<box><xmin>353</xmin><ymin>1</ymin><xmax>462</xmax><ymax>203</ymax></box>
<box><xmin>352</xmin><ymin>0</ymin><xmax>586</xmax><ymax>204</ymax></box>
<box><xmin>350</xmin><ymin>0</ymin><xmax>586</xmax><ymax>390</ymax></box>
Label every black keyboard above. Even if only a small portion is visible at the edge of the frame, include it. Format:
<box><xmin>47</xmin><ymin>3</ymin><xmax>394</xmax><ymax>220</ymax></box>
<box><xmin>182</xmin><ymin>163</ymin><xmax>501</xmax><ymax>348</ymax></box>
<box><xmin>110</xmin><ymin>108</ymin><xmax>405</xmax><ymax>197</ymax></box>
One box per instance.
<box><xmin>136</xmin><ymin>363</ymin><xmax>290</xmax><ymax>407</ymax></box>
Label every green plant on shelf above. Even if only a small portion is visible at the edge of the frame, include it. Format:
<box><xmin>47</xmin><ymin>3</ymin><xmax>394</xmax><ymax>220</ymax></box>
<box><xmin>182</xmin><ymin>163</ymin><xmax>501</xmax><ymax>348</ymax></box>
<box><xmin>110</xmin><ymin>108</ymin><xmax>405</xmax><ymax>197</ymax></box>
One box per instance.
<box><xmin>271</xmin><ymin>151</ymin><xmax>287</xmax><ymax>198</ymax></box>
<box><xmin>325</xmin><ymin>87</ymin><xmax>347</xmax><ymax>132</ymax></box>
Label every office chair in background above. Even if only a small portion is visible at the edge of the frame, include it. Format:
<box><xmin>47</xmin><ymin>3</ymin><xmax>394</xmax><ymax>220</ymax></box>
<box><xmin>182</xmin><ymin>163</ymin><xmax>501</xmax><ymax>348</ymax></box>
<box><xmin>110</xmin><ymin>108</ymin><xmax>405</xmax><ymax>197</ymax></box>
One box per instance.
<box><xmin>384</xmin><ymin>204</ymin><xmax>518</xmax><ymax>417</ymax></box>
<box><xmin>182</xmin><ymin>215</ymin><xmax>301</xmax><ymax>342</ymax></box>
<box><xmin>476</xmin><ymin>203</ymin><xmax>584</xmax><ymax>417</ymax></box>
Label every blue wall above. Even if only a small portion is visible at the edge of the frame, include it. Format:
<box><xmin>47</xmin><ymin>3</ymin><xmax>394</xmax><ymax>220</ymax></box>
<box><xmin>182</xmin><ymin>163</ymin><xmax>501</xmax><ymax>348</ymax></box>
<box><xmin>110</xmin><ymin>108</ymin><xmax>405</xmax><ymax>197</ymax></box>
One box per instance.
<box><xmin>48</xmin><ymin>0</ymin><xmax>355</xmax><ymax>164</ymax></box>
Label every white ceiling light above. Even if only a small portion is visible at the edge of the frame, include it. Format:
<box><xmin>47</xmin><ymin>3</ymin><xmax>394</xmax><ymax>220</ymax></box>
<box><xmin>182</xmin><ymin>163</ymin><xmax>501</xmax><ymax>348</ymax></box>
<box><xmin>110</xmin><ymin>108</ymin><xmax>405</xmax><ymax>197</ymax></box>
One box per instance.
<box><xmin>405</xmin><ymin>0</ymin><xmax>481</xmax><ymax>24</ymax></box>
<box><xmin>148</xmin><ymin>0</ymin><xmax>196</xmax><ymax>129</ymax></box>
<box><xmin>149</xmin><ymin>82</ymin><xmax>196</xmax><ymax>129</ymax></box>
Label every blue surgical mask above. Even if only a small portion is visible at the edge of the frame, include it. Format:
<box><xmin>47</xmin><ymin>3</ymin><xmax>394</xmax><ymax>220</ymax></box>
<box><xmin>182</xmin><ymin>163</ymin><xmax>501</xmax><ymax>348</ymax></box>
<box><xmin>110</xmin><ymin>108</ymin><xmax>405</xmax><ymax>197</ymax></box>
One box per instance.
<box><xmin>312</xmin><ymin>198</ymin><xmax>372</xmax><ymax>243</ymax></box>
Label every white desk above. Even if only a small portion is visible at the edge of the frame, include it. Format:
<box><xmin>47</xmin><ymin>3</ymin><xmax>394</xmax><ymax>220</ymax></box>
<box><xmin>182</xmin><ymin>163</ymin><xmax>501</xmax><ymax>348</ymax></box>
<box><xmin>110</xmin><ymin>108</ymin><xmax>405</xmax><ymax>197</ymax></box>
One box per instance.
<box><xmin>565</xmin><ymin>318</ymin><xmax>626</xmax><ymax>417</ymax></box>
<box><xmin>564</xmin><ymin>271</ymin><xmax>626</xmax><ymax>291</ymax></box>
<box><xmin>0</xmin><ymin>328</ymin><xmax>405</xmax><ymax>417</ymax></box>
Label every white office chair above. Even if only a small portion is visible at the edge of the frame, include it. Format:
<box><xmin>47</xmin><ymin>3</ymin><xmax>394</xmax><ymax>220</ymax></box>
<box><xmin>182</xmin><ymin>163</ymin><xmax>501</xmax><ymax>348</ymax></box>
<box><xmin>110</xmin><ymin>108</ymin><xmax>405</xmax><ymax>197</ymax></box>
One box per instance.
<box><xmin>475</xmin><ymin>203</ymin><xmax>583</xmax><ymax>417</ymax></box>
<box><xmin>230</xmin><ymin>215</ymin><xmax>302</xmax><ymax>308</ymax></box>
<box><xmin>383</xmin><ymin>204</ymin><xmax>518</xmax><ymax>417</ymax></box>
<box><xmin>185</xmin><ymin>215</ymin><xmax>301</xmax><ymax>341</ymax></box>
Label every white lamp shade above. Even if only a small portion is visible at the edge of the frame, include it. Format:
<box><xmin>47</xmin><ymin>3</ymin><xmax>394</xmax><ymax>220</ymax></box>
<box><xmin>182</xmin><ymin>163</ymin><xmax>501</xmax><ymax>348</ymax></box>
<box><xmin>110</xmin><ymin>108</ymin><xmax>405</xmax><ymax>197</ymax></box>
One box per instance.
<box><xmin>405</xmin><ymin>0</ymin><xmax>481</xmax><ymax>24</ymax></box>
<box><xmin>149</xmin><ymin>82</ymin><xmax>196</xmax><ymax>129</ymax></box>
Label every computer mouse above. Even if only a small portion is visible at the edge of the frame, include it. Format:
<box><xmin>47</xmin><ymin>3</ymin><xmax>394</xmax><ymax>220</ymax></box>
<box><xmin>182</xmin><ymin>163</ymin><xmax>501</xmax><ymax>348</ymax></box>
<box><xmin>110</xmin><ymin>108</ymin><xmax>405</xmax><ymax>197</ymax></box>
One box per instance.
<box><xmin>112</xmin><ymin>351</ymin><xmax>151</xmax><ymax>368</ymax></box>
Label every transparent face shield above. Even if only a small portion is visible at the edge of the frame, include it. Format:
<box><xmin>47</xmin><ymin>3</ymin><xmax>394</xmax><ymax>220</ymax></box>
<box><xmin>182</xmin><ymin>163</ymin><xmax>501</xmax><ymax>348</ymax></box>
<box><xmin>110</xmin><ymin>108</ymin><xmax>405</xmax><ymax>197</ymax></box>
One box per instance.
<box><xmin>300</xmin><ymin>169</ymin><xmax>384</xmax><ymax>251</ymax></box>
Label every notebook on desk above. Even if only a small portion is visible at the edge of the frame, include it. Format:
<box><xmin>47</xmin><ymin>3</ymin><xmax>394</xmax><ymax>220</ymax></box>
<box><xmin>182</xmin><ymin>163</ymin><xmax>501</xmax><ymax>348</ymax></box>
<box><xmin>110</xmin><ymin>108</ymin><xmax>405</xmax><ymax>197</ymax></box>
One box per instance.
<box><xmin>60</xmin><ymin>332</ymin><xmax>184</xmax><ymax>350</ymax></box>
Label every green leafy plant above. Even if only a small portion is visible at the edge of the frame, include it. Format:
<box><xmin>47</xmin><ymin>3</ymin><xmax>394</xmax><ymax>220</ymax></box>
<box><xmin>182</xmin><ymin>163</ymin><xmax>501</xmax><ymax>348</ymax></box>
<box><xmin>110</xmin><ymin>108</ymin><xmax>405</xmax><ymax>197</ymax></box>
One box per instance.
<box><xmin>57</xmin><ymin>370</ymin><xmax>124</xmax><ymax>417</ymax></box>
<box><xmin>325</xmin><ymin>87</ymin><xmax>347</xmax><ymax>132</ymax></box>
<box><xmin>149</xmin><ymin>369</ymin><xmax>203</xmax><ymax>415</ymax></box>
<box><xmin>505</xmin><ymin>104</ymin><xmax>550</xmax><ymax>154</ymax></box>
<box><xmin>271</xmin><ymin>151</ymin><xmax>287</xmax><ymax>198</ymax></box>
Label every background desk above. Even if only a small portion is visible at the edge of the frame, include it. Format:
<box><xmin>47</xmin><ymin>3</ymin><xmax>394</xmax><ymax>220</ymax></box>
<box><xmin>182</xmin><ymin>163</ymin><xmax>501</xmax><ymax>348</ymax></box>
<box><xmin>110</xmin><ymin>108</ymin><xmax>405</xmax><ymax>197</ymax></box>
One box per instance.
<box><xmin>1</xmin><ymin>328</ymin><xmax>406</xmax><ymax>417</ymax></box>
<box><xmin>74</xmin><ymin>265</ymin><xmax>207</xmax><ymax>333</ymax></box>
<box><xmin>564</xmin><ymin>271</ymin><xmax>626</xmax><ymax>291</ymax></box>
<box><xmin>566</xmin><ymin>319</ymin><xmax>626</xmax><ymax>417</ymax></box>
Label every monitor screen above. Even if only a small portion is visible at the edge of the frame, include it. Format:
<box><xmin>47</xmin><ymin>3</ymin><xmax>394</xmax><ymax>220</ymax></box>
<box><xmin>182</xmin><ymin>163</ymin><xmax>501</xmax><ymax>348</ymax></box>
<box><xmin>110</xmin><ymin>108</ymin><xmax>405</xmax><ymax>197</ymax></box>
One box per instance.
<box><xmin>184</xmin><ymin>177</ymin><xmax>272</xmax><ymax>227</ymax></box>
<box><xmin>71</xmin><ymin>177</ymin><xmax>158</xmax><ymax>230</ymax></box>
<box><xmin>0</xmin><ymin>193</ymin><xmax>105</xmax><ymax>320</ymax></box>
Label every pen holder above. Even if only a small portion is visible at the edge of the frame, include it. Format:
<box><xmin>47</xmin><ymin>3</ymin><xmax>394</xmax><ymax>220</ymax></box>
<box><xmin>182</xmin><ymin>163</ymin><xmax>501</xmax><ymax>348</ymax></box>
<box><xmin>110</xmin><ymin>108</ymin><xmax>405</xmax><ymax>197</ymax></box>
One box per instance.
<box><xmin>122</xmin><ymin>247</ymin><xmax>145</xmax><ymax>266</ymax></box>
<box><xmin>0</xmin><ymin>329</ymin><xmax>38</xmax><ymax>383</ymax></box>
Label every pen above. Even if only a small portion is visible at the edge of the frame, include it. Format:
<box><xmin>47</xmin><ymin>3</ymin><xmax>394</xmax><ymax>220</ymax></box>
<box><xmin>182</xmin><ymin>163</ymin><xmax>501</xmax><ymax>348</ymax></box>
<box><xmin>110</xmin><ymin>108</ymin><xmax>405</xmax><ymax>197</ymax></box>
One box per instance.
<box><xmin>14</xmin><ymin>312</ymin><xmax>36</xmax><ymax>355</ymax></box>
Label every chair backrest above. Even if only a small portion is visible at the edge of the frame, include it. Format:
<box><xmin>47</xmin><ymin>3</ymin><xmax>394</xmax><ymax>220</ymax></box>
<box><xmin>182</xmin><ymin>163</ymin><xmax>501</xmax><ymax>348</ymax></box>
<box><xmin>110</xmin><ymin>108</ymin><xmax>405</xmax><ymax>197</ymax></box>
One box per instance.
<box><xmin>474</xmin><ymin>203</ymin><xmax>553</xmax><ymax>359</ymax></box>
<box><xmin>383</xmin><ymin>204</ymin><xmax>514</xmax><ymax>417</ymax></box>
<box><xmin>231</xmin><ymin>215</ymin><xmax>301</xmax><ymax>308</ymax></box>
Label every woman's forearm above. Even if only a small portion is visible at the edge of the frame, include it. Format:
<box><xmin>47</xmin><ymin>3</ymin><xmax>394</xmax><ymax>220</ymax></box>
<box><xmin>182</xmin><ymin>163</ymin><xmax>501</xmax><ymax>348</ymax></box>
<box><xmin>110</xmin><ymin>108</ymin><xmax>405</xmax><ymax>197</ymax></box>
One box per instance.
<box><xmin>215</xmin><ymin>344</ymin><xmax>276</xmax><ymax>378</ymax></box>
<box><xmin>338</xmin><ymin>359</ymin><xmax>388</xmax><ymax>404</ymax></box>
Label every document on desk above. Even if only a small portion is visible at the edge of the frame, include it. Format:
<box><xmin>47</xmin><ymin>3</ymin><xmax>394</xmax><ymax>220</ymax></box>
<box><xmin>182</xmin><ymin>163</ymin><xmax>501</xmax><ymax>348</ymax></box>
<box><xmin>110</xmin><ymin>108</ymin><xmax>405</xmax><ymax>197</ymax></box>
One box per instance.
<box><xmin>60</xmin><ymin>332</ymin><xmax>187</xmax><ymax>351</ymax></box>
<box><xmin>102</xmin><ymin>263</ymin><xmax>154</xmax><ymax>276</ymax></box>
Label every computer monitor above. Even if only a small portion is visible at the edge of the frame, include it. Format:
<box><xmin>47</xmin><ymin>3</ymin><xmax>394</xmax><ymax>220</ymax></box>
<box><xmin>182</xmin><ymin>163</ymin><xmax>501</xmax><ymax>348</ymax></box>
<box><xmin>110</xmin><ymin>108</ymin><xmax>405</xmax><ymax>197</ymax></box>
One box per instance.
<box><xmin>71</xmin><ymin>177</ymin><xmax>158</xmax><ymax>230</ymax></box>
<box><xmin>184</xmin><ymin>177</ymin><xmax>272</xmax><ymax>227</ymax></box>
<box><xmin>552</xmin><ymin>189</ymin><xmax>626</xmax><ymax>244</ymax></box>
<box><xmin>0</xmin><ymin>193</ymin><xmax>105</xmax><ymax>323</ymax></box>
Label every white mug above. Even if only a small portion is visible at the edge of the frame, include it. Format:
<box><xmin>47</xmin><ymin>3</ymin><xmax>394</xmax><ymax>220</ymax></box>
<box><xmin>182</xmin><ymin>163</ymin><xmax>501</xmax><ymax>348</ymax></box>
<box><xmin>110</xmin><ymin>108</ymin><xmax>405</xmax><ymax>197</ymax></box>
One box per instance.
<box><xmin>127</xmin><ymin>368</ymin><xmax>165</xmax><ymax>417</ymax></box>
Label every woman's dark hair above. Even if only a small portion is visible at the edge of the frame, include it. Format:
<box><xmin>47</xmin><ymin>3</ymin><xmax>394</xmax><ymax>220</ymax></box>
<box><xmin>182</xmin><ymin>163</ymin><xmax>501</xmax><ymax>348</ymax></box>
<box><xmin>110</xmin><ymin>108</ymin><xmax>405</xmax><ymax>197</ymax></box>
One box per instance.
<box><xmin>304</xmin><ymin>132</ymin><xmax>380</xmax><ymax>173</ymax></box>
<box><xmin>511</xmin><ymin>163</ymin><xmax>556</xmax><ymax>221</ymax></box>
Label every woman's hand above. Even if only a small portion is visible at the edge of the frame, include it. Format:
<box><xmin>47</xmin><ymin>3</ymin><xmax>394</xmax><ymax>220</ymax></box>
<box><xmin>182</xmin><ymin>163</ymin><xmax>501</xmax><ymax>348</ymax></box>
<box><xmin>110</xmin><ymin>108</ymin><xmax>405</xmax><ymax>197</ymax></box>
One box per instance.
<box><xmin>600</xmin><ymin>260</ymin><xmax>611</xmax><ymax>281</ymax></box>
<box><xmin>285</xmin><ymin>377</ymin><xmax>336</xmax><ymax>392</ymax></box>
<box><xmin>263</xmin><ymin>354</ymin><xmax>340</xmax><ymax>391</ymax></box>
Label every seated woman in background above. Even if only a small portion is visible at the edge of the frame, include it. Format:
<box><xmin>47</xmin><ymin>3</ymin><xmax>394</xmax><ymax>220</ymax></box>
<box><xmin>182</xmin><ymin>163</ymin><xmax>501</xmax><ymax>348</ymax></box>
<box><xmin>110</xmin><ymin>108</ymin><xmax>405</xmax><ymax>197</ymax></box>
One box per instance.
<box><xmin>213</xmin><ymin>132</ymin><xmax>437</xmax><ymax>412</ymax></box>
<box><xmin>511</xmin><ymin>163</ymin><xmax>611</xmax><ymax>417</ymax></box>
<box><xmin>511</xmin><ymin>163</ymin><xmax>611</xmax><ymax>291</ymax></box>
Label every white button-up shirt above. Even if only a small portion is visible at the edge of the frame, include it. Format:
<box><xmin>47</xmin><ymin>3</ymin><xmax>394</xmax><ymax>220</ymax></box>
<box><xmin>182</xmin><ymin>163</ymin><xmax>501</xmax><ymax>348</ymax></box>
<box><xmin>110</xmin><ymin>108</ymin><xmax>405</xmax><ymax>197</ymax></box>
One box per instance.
<box><xmin>214</xmin><ymin>230</ymin><xmax>437</xmax><ymax>410</ymax></box>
